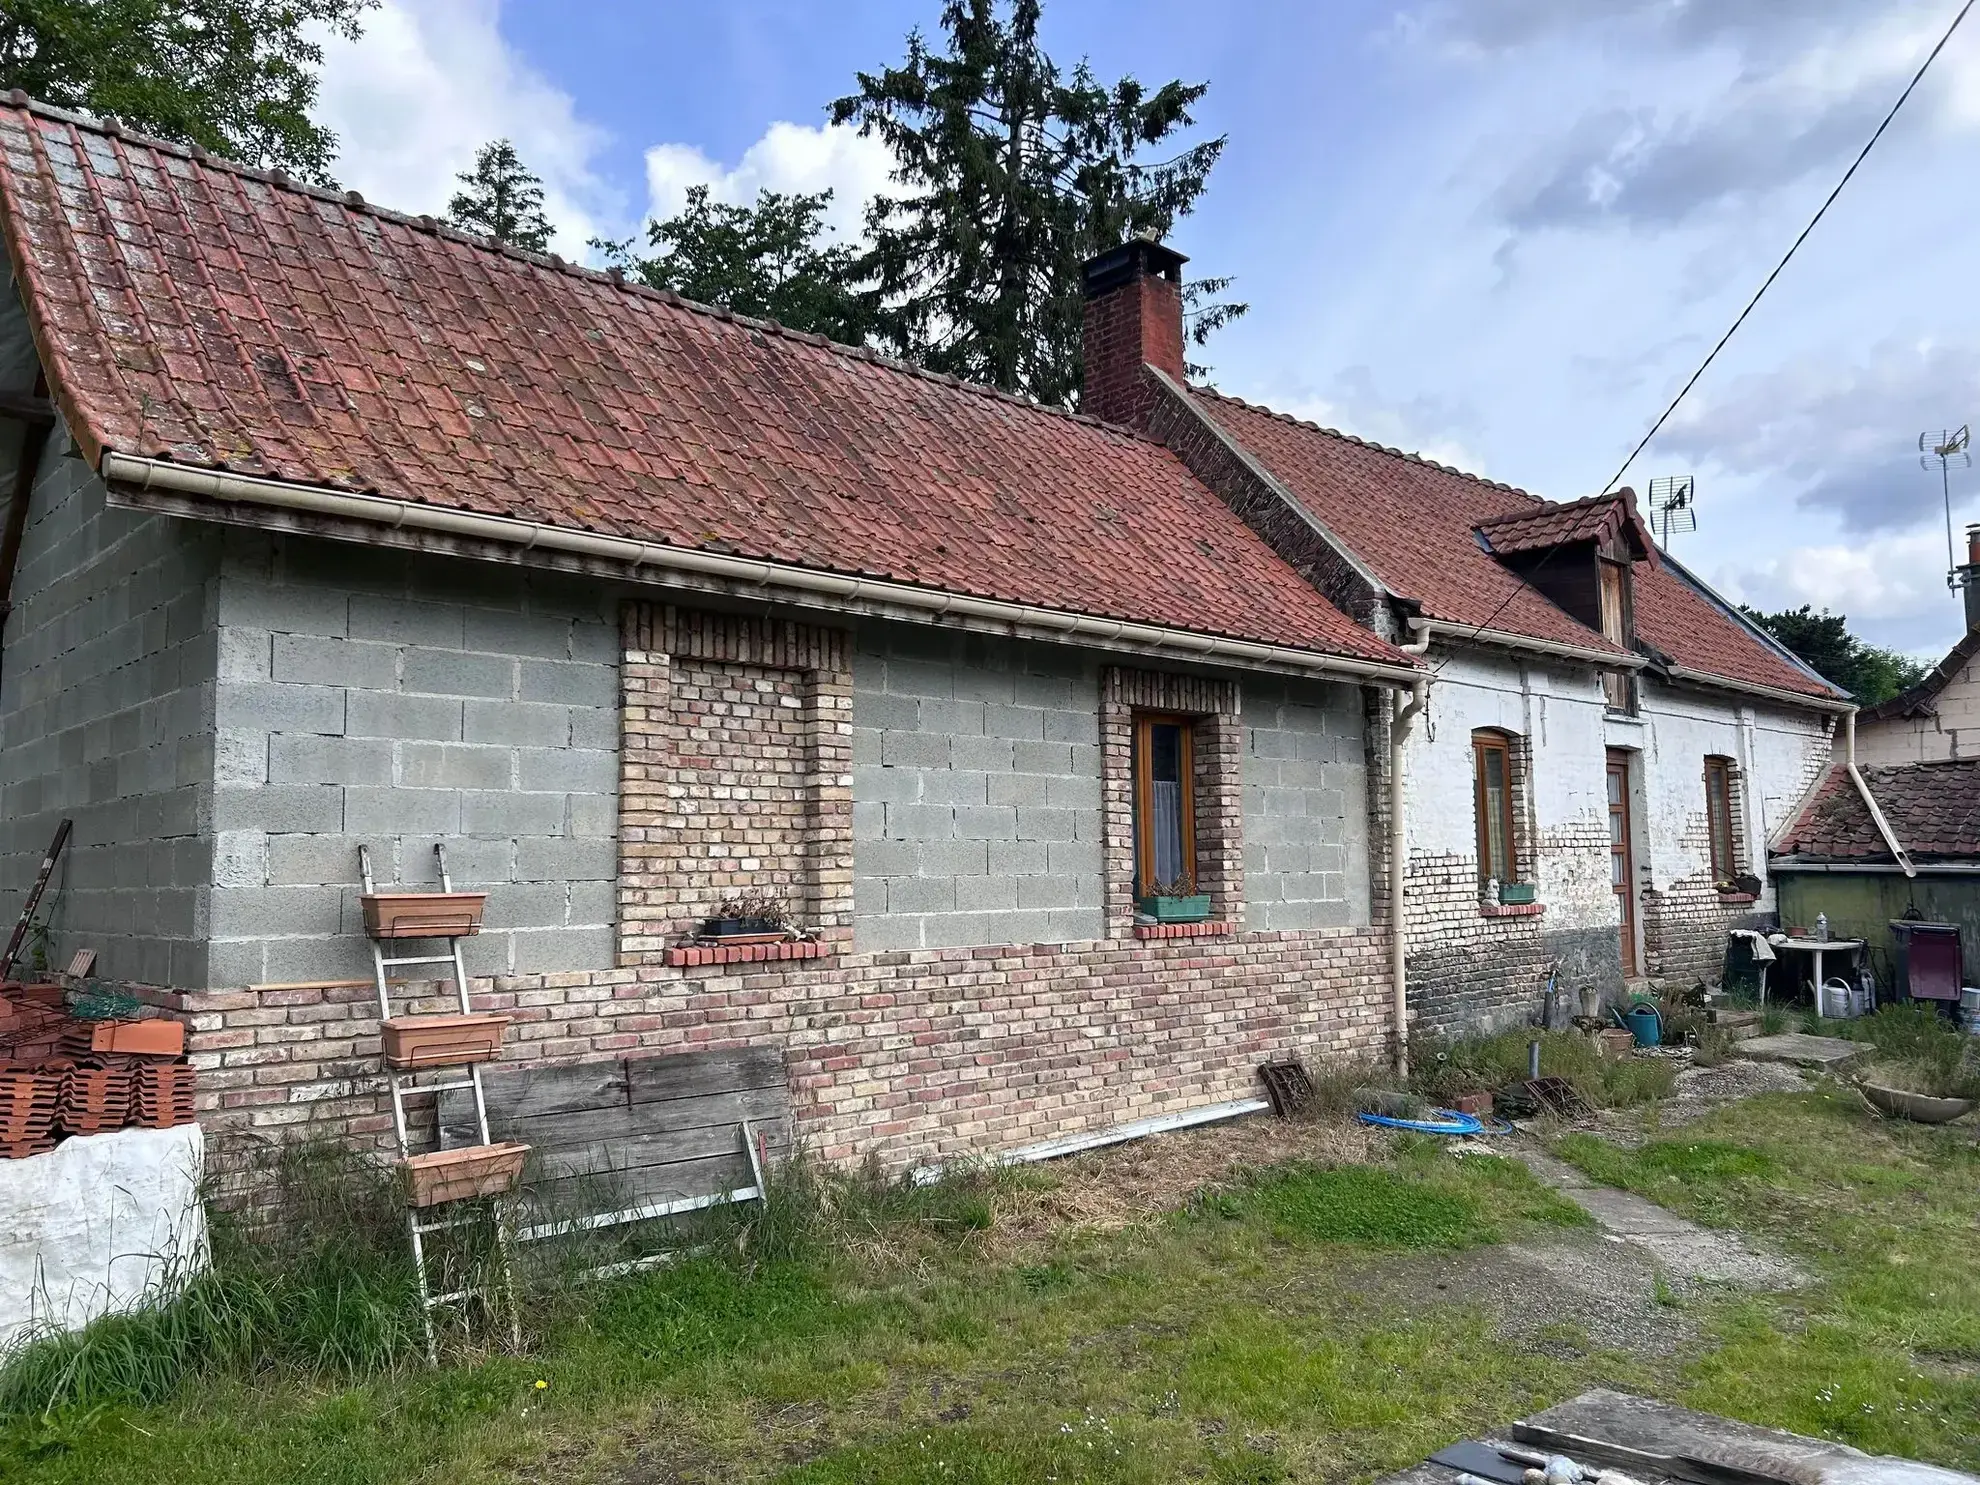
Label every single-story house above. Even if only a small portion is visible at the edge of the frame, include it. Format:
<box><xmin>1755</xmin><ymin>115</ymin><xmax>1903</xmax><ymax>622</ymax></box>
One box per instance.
<box><xmin>0</xmin><ymin>98</ymin><xmax>1422</xmax><ymax>1171</ymax></box>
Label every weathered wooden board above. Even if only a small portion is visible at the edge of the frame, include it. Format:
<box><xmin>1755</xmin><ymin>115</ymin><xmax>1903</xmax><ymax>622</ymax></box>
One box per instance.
<box><xmin>436</xmin><ymin>1047</ymin><xmax>791</xmax><ymax>1225</ymax></box>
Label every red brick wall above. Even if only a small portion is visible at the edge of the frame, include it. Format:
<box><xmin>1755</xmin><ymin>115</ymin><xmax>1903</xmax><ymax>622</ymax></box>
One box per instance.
<box><xmin>1081</xmin><ymin>273</ymin><xmax>1186</xmax><ymax>429</ymax></box>
<box><xmin>179</xmin><ymin>927</ymin><xmax>1391</xmax><ymax>1166</ymax></box>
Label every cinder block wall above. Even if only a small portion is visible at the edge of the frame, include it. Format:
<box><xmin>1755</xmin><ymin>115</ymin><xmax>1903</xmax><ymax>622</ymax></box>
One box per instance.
<box><xmin>205</xmin><ymin>535</ymin><xmax>621</xmax><ymax>986</ymax></box>
<box><xmin>0</xmin><ymin>429</ymin><xmax>219</xmax><ymax>986</ymax></box>
<box><xmin>1242</xmin><ymin>677</ymin><xmax>1372</xmax><ymax>929</ymax></box>
<box><xmin>852</xmin><ymin>625</ymin><xmax>1105</xmax><ymax>950</ymax></box>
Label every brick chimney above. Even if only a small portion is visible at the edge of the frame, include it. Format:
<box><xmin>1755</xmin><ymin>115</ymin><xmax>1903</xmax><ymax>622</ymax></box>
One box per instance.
<box><xmin>1963</xmin><ymin>524</ymin><xmax>1980</xmax><ymax>633</ymax></box>
<box><xmin>1080</xmin><ymin>237</ymin><xmax>1188</xmax><ymax>428</ymax></box>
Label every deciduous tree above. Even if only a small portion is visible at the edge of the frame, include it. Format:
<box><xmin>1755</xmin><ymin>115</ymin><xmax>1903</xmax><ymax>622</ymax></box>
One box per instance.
<box><xmin>1739</xmin><ymin>604</ymin><xmax>1929</xmax><ymax>705</ymax></box>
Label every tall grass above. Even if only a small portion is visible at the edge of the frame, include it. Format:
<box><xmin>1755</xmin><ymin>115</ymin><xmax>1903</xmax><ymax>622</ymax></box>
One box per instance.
<box><xmin>1409</xmin><ymin>1027</ymin><xmax>1676</xmax><ymax>1109</ymax></box>
<box><xmin>1844</xmin><ymin>1004</ymin><xmax>1980</xmax><ymax>1099</ymax></box>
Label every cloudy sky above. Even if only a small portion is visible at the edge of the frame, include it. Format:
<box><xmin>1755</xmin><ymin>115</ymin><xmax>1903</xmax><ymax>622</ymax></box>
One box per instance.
<box><xmin>314</xmin><ymin>0</ymin><xmax>1980</xmax><ymax>659</ymax></box>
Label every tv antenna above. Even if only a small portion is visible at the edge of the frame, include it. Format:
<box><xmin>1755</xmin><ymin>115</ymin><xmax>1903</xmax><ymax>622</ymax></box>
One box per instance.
<box><xmin>1646</xmin><ymin>475</ymin><xmax>1696</xmax><ymax>550</ymax></box>
<box><xmin>1920</xmin><ymin>426</ymin><xmax>1972</xmax><ymax>589</ymax></box>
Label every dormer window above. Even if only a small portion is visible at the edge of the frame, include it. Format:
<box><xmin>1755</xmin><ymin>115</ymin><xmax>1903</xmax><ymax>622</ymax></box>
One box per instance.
<box><xmin>1598</xmin><ymin>557</ymin><xmax>1635</xmax><ymax>713</ymax></box>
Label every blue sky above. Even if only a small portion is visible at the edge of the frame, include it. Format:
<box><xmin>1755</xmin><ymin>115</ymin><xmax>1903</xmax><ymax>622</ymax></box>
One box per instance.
<box><xmin>313</xmin><ymin>0</ymin><xmax>1980</xmax><ymax>659</ymax></box>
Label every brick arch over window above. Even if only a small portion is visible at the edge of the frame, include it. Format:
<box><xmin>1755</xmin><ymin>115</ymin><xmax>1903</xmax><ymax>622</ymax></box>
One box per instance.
<box><xmin>1470</xmin><ymin>727</ymin><xmax>1535</xmax><ymax>893</ymax></box>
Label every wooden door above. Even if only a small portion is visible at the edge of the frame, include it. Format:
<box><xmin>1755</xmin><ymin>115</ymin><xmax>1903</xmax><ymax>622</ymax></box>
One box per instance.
<box><xmin>1607</xmin><ymin>750</ymin><xmax>1637</xmax><ymax>976</ymax></box>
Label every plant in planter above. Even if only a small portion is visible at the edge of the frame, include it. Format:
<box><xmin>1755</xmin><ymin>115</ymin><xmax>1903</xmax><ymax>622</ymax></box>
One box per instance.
<box><xmin>699</xmin><ymin>894</ymin><xmax>795</xmax><ymax>941</ymax></box>
<box><xmin>1136</xmin><ymin>877</ymin><xmax>1211</xmax><ymax>923</ymax></box>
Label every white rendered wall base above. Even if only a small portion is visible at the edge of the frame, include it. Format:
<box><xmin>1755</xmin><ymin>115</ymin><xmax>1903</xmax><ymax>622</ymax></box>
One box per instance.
<box><xmin>0</xmin><ymin>1125</ymin><xmax>207</xmax><ymax>1354</ymax></box>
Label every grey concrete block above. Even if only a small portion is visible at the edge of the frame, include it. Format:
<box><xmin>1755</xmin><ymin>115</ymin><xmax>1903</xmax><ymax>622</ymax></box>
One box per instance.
<box><xmin>269</xmin><ymin>733</ymin><xmax>394</xmax><ymax>786</ymax></box>
<box><xmin>484</xmin><ymin>882</ymin><xmax>572</xmax><ymax>930</ymax></box>
<box><xmin>1015</xmin><ymin>807</ymin><xmax>1077</xmax><ymax>842</ymax></box>
<box><xmin>217</xmin><ymin>579</ymin><xmax>349</xmax><ymax>637</ymax></box>
<box><xmin>257</xmin><ymin>933</ymin><xmax>375</xmax><ymax>984</ymax></box>
<box><xmin>1044</xmin><ymin>774</ymin><xmax>1102</xmax><ymax>811</ymax></box>
<box><xmin>273</xmin><ymin>633</ymin><xmax>398</xmax><ymax>690</ymax></box>
<box><xmin>881</xmin><ymin>731</ymin><xmax>948</xmax><ymax>769</ymax></box>
<box><xmin>954</xmin><ymin>874</ymin><xmax>1018</xmax><ymax>912</ymax></box>
<box><xmin>887</xmin><ymin>877</ymin><xmax>954</xmax><ymax>914</ymax></box>
<box><xmin>347</xmin><ymin>691</ymin><xmax>463</xmax><ymax>741</ymax></box>
<box><xmin>461</xmin><ymin>790</ymin><xmax>567</xmax><ymax>836</ymax></box>
<box><xmin>509</xmin><ymin>925</ymin><xmax>615</xmax><ymax>973</ymax></box>
<box><xmin>516</xmin><ymin>836</ymin><xmax>618</xmax><ymax>881</ymax></box>
<box><xmin>214</xmin><ymin>728</ymin><xmax>269</xmax><ymax>784</ymax></box>
<box><xmin>1013</xmin><ymin>672</ymin><xmax>1076</xmax><ymax>710</ymax></box>
<box><xmin>1046</xmin><ymin>839</ymin><xmax>1101</xmax><ymax>877</ymax></box>
<box><xmin>953</xmin><ymin>805</ymin><xmax>1017</xmax><ymax>840</ymax></box>
<box><xmin>879</xmin><ymin>657</ymin><xmax>955</xmax><ymax>700</ymax></box>
<box><xmin>565</xmin><ymin>879</ymin><xmax>617</xmax><ymax>924</ymax></box>
<box><xmin>951</xmin><ymin>667</ymin><xmax>1016</xmax><ymax>704</ymax></box>
<box><xmin>853</xmin><ymin>692</ymin><xmax>920</xmax><ymax>732</ymax></box>
<box><xmin>1042</xmin><ymin>708</ymin><xmax>1099</xmax><ymax>744</ymax></box>
<box><xmin>915</xmin><ymin>697</ymin><xmax>984</xmax><ymax>736</ymax></box>
<box><xmin>567</xmin><ymin>707</ymin><xmax>618</xmax><ymax>751</ymax></box>
<box><xmin>884</xmin><ymin>802</ymin><xmax>953</xmax><ymax>840</ymax></box>
<box><xmin>855</xmin><ymin>837</ymin><xmax>921</xmax><ymax>876</ymax></box>
<box><xmin>950</xmin><ymin>735</ymin><xmax>1014</xmax><ymax>772</ymax></box>
<box><xmin>348</xmin><ymin>597</ymin><xmax>466</xmax><ymax>648</ymax></box>
<box><xmin>921</xmin><ymin>838</ymin><xmax>989</xmax><ymax>877</ymax></box>
<box><xmin>463</xmin><ymin>608</ymin><xmax>575</xmax><ymax>660</ymax></box>
<box><xmin>463</xmin><ymin>699</ymin><xmax>567</xmax><ymax>747</ymax></box>
<box><xmin>266</xmin><ymin>833</ymin><xmax>394</xmax><ymax>887</ymax></box>
<box><xmin>399</xmin><ymin>742</ymin><xmax>513</xmax><ymax>791</ymax></box>
<box><xmin>402</xmin><ymin>647</ymin><xmax>516</xmax><ymax>699</ymax></box>
<box><xmin>989</xmin><ymin>839</ymin><xmax>1048</xmax><ymax>876</ymax></box>
<box><xmin>986</xmin><ymin>772</ymin><xmax>1048</xmax><ymax>807</ymax></box>
<box><xmin>983</xmin><ymin>704</ymin><xmax>1044</xmax><ymax>741</ymax></box>
<box><xmin>217</xmin><ymin>627</ymin><xmax>272</xmax><ymax>682</ymax></box>
<box><xmin>1013</xmin><ymin>740</ymin><xmax>1073</xmax><ymax>774</ymax></box>
<box><xmin>920</xmin><ymin>770</ymin><xmax>988</xmax><ymax>807</ymax></box>
<box><xmin>851</xmin><ymin>799</ymin><xmax>886</xmax><ymax>840</ymax></box>
<box><xmin>212</xmin><ymin>830</ymin><xmax>269</xmax><ymax>888</ymax></box>
<box><xmin>211</xmin><ymin>884</ymin><xmax>344</xmax><ymax>938</ymax></box>
<box><xmin>1043</xmin><ymin>908</ymin><xmax>1104</xmax><ymax>944</ymax></box>
<box><xmin>520</xmin><ymin>659</ymin><xmax>616</xmax><ymax>707</ymax></box>
<box><xmin>567</xmin><ymin>792</ymin><xmax>618</xmax><ymax>838</ymax></box>
<box><xmin>852</xmin><ymin>729</ymin><xmax>882</xmax><ymax>767</ymax></box>
<box><xmin>852</xmin><ymin>914</ymin><xmax>921</xmax><ymax>953</ymax></box>
<box><xmin>204</xmin><ymin>937</ymin><xmax>266</xmax><ymax>988</ymax></box>
<box><xmin>345</xmin><ymin>787</ymin><xmax>459</xmax><ymax>834</ymax></box>
<box><xmin>1017</xmin><ymin>875</ymin><xmax>1086</xmax><ymax>910</ymax></box>
<box><xmin>517</xmin><ymin>747</ymin><xmax>617</xmax><ymax>794</ymax></box>
<box><xmin>214</xmin><ymin>784</ymin><xmax>343</xmax><ymax>834</ymax></box>
<box><xmin>568</xmin><ymin>620</ymin><xmax>619</xmax><ymax>665</ymax></box>
<box><xmin>854</xmin><ymin>875</ymin><xmax>888</xmax><ymax>916</ymax></box>
<box><xmin>215</xmin><ymin>682</ymin><xmax>345</xmax><ymax>736</ymax></box>
<box><xmin>854</xmin><ymin>763</ymin><xmax>920</xmax><ymax>806</ymax></box>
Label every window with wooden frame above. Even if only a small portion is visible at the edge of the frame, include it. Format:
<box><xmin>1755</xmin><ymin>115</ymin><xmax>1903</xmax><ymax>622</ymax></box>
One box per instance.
<box><xmin>1133</xmin><ymin>714</ymin><xmax>1199</xmax><ymax>904</ymax></box>
<box><xmin>1473</xmin><ymin>730</ymin><xmax>1519</xmax><ymax>889</ymax></box>
<box><xmin>1598</xmin><ymin>558</ymin><xmax>1635</xmax><ymax>713</ymax></box>
<box><xmin>1704</xmin><ymin>756</ymin><xmax>1739</xmax><ymax>884</ymax></box>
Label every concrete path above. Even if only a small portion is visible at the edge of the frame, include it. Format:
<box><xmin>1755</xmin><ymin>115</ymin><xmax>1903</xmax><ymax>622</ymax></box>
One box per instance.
<box><xmin>1739</xmin><ymin>1031</ymin><xmax>1866</xmax><ymax>1070</ymax></box>
<box><xmin>1516</xmin><ymin>1146</ymin><xmax>1806</xmax><ymax>1290</ymax></box>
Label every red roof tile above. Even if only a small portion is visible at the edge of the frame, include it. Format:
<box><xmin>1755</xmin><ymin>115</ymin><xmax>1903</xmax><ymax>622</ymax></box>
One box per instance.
<box><xmin>1475</xmin><ymin>490</ymin><xmax>1652</xmax><ymax>560</ymax></box>
<box><xmin>1188</xmin><ymin>388</ymin><xmax>1839</xmax><ymax>700</ymax></box>
<box><xmin>0</xmin><ymin>101</ymin><xmax>1403</xmax><ymax>667</ymax></box>
<box><xmin>1775</xmin><ymin>760</ymin><xmax>1980</xmax><ymax>863</ymax></box>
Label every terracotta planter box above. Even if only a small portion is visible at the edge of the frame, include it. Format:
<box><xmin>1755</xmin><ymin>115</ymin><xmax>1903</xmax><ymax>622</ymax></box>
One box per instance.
<box><xmin>63</xmin><ymin>1018</ymin><xmax>185</xmax><ymax>1059</ymax></box>
<box><xmin>381</xmin><ymin>1013</ymin><xmax>512</xmax><ymax>1070</ymax></box>
<box><xmin>402</xmin><ymin>1142</ymin><xmax>529</xmax><ymax>1208</ymax></box>
<box><xmin>361</xmin><ymin>892</ymin><xmax>487</xmax><ymax>940</ymax></box>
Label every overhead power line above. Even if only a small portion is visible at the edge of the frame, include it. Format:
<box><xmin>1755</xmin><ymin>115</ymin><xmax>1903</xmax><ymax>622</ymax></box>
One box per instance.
<box><xmin>1599</xmin><ymin>0</ymin><xmax>1977</xmax><ymax>495</ymax></box>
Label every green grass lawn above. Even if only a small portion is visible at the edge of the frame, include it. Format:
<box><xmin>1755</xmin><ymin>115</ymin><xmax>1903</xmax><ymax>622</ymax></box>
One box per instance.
<box><xmin>3</xmin><ymin>1089</ymin><xmax>1975</xmax><ymax>1484</ymax></box>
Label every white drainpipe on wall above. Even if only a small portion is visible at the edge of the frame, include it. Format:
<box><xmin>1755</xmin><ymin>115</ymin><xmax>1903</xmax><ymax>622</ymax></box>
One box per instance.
<box><xmin>1390</xmin><ymin>626</ymin><xmax>1433</xmax><ymax>1076</ymax></box>
<box><xmin>1843</xmin><ymin>708</ymin><xmax>1916</xmax><ymax>878</ymax></box>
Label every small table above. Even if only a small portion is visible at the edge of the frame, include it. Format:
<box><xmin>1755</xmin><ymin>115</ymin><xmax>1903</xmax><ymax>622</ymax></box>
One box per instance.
<box><xmin>1768</xmin><ymin>937</ymin><xmax>1865</xmax><ymax>1006</ymax></box>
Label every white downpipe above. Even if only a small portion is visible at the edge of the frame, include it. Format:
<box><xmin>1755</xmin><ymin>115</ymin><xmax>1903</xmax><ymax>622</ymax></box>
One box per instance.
<box><xmin>1843</xmin><ymin>709</ymin><xmax>1916</xmax><ymax>878</ymax></box>
<box><xmin>102</xmin><ymin>453</ymin><xmax>1424</xmax><ymax>687</ymax></box>
<box><xmin>1390</xmin><ymin>622</ymin><xmax>1433</xmax><ymax>1077</ymax></box>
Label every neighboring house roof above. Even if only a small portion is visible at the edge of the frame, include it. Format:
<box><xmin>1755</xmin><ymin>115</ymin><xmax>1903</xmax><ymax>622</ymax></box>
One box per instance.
<box><xmin>1862</xmin><ymin>629</ymin><xmax>1980</xmax><ymax>721</ymax></box>
<box><xmin>1186</xmin><ymin>387</ymin><xmax>1843</xmax><ymax>702</ymax></box>
<box><xmin>1775</xmin><ymin>759</ymin><xmax>1980</xmax><ymax>864</ymax></box>
<box><xmin>0</xmin><ymin>100</ymin><xmax>1405</xmax><ymax>668</ymax></box>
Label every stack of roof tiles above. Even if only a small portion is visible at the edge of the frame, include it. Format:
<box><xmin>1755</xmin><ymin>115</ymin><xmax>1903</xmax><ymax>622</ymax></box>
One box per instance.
<box><xmin>0</xmin><ymin>1065</ymin><xmax>60</xmax><ymax>1157</ymax></box>
<box><xmin>55</xmin><ymin>1061</ymin><xmax>134</xmax><ymax>1135</ymax></box>
<box><xmin>131</xmin><ymin>1063</ymin><xmax>197</xmax><ymax>1129</ymax></box>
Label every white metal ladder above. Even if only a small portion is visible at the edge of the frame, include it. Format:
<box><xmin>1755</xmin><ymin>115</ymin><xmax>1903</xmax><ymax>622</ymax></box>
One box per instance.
<box><xmin>360</xmin><ymin>842</ymin><xmax>522</xmax><ymax>1362</ymax></box>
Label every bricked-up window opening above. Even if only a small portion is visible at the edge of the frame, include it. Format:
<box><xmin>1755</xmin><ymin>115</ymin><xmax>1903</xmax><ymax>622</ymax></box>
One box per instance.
<box><xmin>1473</xmin><ymin>731</ymin><xmax>1518</xmax><ymax>889</ymax></box>
<box><xmin>1599</xmin><ymin>559</ymin><xmax>1636</xmax><ymax>714</ymax></box>
<box><xmin>1705</xmin><ymin>756</ymin><xmax>1738</xmax><ymax>883</ymax></box>
<box><xmin>1134</xmin><ymin>714</ymin><xmax>1198</xmax><ymax>896</ymax></box>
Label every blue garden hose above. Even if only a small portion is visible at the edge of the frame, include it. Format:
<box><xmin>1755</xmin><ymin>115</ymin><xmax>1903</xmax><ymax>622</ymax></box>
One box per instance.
<box><xmin>1356</xmin><ymin>1109</ymin><xmax>1483</xmax><ymax>1135</ymax></box>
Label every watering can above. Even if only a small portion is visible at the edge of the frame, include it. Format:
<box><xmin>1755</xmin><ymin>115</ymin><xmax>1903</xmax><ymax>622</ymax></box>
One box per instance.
<box><xmin>1616</xmin><ymin>1001</ymin><xmax>1663</xmax><ymax>1048</ymax></box>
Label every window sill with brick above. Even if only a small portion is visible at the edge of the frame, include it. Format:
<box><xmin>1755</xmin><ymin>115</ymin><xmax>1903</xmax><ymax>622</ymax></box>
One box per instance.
<box><xmin>1479</xmin><ymin>900</ymin><xmax>1546</xmax><ymax>919</ymax></box>
<box><xmin>663</xmin><ymin>938</ymin><xmax>835</xmax><ymax>968</ymax></box>
<box><xmin>1133</xmin><ymin>919</ymin><xmax>1236</xmax><ymax>940</ymax></box>
<box><xmin>1714</xmin><ymin>887</ymin><xmax>1759</xmax><ymax>905</ymax></box>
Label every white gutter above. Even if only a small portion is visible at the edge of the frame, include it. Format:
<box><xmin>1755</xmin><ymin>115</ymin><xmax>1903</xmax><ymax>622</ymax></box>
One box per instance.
<box><xmin>1843</xmin><ymin>708</ymin><xmax>1916</xmax><ymax>879</ymax></box>
<box><xmin>1772</xmin><ymin>861</ymin><xmax>1980</xmax><ymax>875</ymax></box>
<box><xmin>1408</xmin><ymin>617</ymin><xmax>1646</xmax><ymax>671</ymax></box>
<box><xmin>1389</xmin><ymin>627</ymin><xmax>1433</xmax><ymax>1077</ymax></box>
<box><xmin>907</xmin><ymin>1096</ymin><xmax>1269</xmax><ymax>1185</ymax></box>
<box><xmin>102</xmin><ymin>453</ymin><xmax>1423</xmax><ymax>687</ymax></box>
<box><xmin>1664</xmin><ymin>665</ymin><xmax>1854</xmax><ymax>714</ymax></box>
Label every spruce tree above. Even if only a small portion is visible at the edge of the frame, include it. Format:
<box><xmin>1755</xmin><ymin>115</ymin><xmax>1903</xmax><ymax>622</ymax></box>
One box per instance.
<box><xmin>446</xmin><ymin>139</ymin><xmax>554</xmax><ymax>253</ymax></box>
<box><xmin>831</xmin><ymin>0</ymin><xmax>1242</xmax><ymax>407</ymax></box>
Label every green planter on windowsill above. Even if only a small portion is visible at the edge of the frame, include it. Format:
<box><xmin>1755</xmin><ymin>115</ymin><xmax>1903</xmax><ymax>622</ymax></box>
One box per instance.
<box><xmin>1138</xmin><ymin>893</ymin><xmax>1213</xmax><ymax>923</ymax></box>
<box><xmin>1497</xmin><ymin>881</ymin><xmax>1537</xmax><ymax>906</ymax></box>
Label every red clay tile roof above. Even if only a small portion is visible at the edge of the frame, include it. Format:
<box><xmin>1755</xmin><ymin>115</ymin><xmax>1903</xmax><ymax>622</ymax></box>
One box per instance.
<box><xmin>1187</xmin><ymin>388</ymin><xmax>1840</xmax><ymax>700</ymax></box>
<box><xmin>0</xmin><ymin>100</ymin><xmax>1404</xmax><ymax>667</ymax></box>
<box><xmin>1775</xmin><ymin>760</ymin><xmax>1980</xmax><ymax>863</ymax></box>
<box><xmin>1475</xmin><ymin>490</ymin><xmax>1653</xmax><ymax>561</ymax></box>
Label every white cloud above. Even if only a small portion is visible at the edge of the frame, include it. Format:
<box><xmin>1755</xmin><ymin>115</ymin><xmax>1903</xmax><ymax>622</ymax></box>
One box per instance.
<box><xmin>642</xmin><ymin>121</ymin><xmax>895</xmax><ymax>239</ymax></box>
<box><xmin>312</xmin><ymin>0</ymin><xmax>618</xmax><ymax>258</ymax></box>
<box><xmin>1713</xmin><ymin>527</ymin><xmax>1962</xmax><ymax>655</ymax></box>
